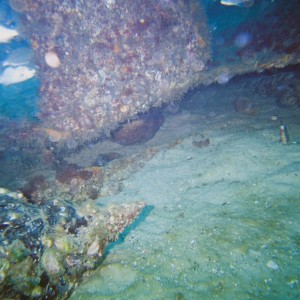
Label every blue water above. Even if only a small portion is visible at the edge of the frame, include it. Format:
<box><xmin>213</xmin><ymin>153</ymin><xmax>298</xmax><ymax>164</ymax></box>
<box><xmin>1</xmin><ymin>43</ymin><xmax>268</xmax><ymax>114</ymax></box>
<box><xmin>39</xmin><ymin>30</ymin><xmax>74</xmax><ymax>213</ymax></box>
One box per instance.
<box><xmin>0</xmin><ymin>0</ymin><xmax>39</xmax><ymax>120</ymax></box>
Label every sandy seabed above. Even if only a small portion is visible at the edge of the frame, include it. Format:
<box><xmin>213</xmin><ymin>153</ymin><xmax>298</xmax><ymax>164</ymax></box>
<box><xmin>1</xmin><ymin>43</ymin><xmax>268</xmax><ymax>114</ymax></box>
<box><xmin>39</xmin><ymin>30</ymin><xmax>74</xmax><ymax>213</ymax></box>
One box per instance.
<box><xmin>70</xmin><ymin>79</ymin><xmax>300</xmax><ymax>300</ymax></box>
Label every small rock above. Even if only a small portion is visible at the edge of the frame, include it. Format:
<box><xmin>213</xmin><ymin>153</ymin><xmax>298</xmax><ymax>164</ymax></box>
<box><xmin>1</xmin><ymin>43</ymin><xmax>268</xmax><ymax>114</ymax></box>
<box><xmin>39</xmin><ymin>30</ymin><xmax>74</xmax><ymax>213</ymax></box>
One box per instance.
<box><xmin>266</xmin><ymin>260</ymin><xmax>279</xmax><ymax>270</ymax></box>
<box><xmin>110</xmin><ymin>109</ymin><xmax>164</xmax><ymax>146</ymax></box>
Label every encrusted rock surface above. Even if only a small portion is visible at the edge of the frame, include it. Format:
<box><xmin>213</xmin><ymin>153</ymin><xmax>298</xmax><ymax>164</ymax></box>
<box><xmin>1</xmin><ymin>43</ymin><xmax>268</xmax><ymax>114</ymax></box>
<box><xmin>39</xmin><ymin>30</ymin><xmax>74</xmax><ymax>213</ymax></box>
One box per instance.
<box><xmin>0</xmin><ymin>188</ymin><xmax>146</xmax><ymax>299</ymax></box>
<box><xmin>20</xmin><ymin>0</ymin><xmax>210</xmax><ymax>148</ymax></box>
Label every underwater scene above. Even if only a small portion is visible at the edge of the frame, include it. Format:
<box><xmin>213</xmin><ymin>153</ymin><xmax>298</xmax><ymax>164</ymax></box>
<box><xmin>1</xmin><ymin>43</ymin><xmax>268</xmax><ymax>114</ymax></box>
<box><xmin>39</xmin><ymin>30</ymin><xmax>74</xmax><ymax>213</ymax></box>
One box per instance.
<box><xmin>0</xmin><ymin>0</ymin><xmax>299</xmax><ymax>299</ymax></box>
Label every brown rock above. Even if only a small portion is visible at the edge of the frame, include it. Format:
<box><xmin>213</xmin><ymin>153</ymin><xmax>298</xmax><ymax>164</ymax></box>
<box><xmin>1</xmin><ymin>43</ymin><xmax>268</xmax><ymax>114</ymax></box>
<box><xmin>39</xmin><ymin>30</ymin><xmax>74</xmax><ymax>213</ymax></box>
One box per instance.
<box><xmin>110</xmin><ymin>109</ymin><xmax>164</xmax><ymax>146</ymax></box>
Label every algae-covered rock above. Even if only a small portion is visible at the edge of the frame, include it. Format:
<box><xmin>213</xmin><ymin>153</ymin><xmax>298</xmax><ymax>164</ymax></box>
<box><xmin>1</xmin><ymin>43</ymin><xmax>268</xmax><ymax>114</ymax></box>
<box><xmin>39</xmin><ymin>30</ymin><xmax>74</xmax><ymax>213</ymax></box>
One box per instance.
<box><xmin>0</xmin><ymin>190</ymin><xmax>145</xmax><ymax>299</ymax></box>
<box><xmin>20</xmin><ymin>0</ymin><xmax>210</xmax><ymax>148</ymax></box>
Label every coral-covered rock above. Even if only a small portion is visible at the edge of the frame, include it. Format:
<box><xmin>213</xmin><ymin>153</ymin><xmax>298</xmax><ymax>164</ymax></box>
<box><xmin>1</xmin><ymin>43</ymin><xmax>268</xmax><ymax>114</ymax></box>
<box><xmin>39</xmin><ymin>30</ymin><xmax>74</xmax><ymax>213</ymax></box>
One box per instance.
<box><xmin>0</xmin><ymin>189</ymin><xmax>146</xmax><ymax>299</ymax></box>
<box><xmin>20</xmin><ymin>0</ymin><xmax>210</xmax><ymax>148</ymax></box>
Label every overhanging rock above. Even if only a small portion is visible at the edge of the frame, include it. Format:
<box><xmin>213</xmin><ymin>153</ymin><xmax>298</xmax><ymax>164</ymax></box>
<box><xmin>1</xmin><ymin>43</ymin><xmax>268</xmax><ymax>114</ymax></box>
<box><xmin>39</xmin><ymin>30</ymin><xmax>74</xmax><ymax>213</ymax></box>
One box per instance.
<box><xmin>21</xmin><ymin>0</ymin><xmax>210</xmax><ymax>148</ymax></box>
<box><xmin>17</xmin><ymin>0</ymin><xmax>300</xmax><ymax>150</ymax></box>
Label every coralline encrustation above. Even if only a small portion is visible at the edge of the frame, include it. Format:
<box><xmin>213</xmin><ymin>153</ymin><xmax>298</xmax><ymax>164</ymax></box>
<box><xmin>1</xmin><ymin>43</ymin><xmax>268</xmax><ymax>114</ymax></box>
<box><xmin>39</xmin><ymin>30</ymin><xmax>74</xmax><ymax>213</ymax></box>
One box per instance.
<box><xmin>20</xmin><ymin>0</ymin><xmax>210</xmax><ymax>148</ymax></box>
<box><xmin>0</xmin><ymin>189</ymin><xmax>146</xmax><ymax>299</ymax></box>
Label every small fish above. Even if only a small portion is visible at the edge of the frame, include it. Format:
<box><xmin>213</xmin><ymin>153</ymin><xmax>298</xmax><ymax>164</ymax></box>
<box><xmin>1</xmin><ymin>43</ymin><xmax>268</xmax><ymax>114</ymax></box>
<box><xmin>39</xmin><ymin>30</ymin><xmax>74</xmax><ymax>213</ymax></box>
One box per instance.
<box><xmin>0</xmin><ymin>25</ymin><xmax>19</xmax><ymax>43</ymax></box>
<box><xmin>2</xmin><ymin>47</ymin><xmax>33</xmax><ymax>67</ymax></box>
<box><xmin>0</xmin><ymin>66</ymin><xmax>36</xmax><ymax>86</ymax></box>
<box><xmin>220</xmin><ymin>0</ymin><xmax>254</xmax><ymax>7</ymax></box>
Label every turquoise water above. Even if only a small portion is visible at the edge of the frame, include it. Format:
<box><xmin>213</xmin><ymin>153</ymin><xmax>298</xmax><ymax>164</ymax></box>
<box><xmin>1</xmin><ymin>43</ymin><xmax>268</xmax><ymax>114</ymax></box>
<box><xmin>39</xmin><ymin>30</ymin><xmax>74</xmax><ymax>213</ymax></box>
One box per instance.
<box><xmin>0</xmin><ymin>1</ymin><xmax>39</xmax><ymax>120</ymax></box>
<box><xmin>0</xmin><ymin>77</ymin><xmax>39</xmax><ymax>119</ymax></box>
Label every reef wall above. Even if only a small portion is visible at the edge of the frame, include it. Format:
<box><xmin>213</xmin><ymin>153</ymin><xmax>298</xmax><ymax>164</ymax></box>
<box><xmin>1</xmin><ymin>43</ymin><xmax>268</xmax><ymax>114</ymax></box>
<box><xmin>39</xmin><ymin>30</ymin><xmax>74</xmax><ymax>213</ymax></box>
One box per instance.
<box><xmin>20</xmin><ymin>0</ymin><xmax>210</xmax><ymax>148</ymax></box>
